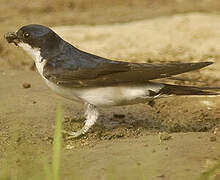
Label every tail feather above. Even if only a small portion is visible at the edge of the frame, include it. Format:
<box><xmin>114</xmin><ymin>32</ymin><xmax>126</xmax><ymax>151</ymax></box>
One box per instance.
<box><xmin>160</xmin><ymin>84</ymin><xmax>220</xmax><ymax>96</ymax></box>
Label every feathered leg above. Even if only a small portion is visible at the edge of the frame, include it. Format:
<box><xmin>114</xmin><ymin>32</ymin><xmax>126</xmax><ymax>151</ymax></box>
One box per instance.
<box><xmin>67</xmin><ymin>103</ymin><xmax>99</xmax><ymax>139</ymax></box>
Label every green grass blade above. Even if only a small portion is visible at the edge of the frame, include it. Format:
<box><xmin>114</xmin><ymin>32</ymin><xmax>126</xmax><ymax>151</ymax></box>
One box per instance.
<box><xmin>0</xmin><ymin>160</ymin><xmax>9</xmax><ymax>180</ymax></box>
<box><xmin>42</xmin><ymin>157</ymin><xmax>53</xmax><ymax>180</ymax></box>
<box><xmin>198</xmin><ymin>160</ymin><xmax>220</xmax><ymax>180</ymax></box>
<box><xmin>52</xmin><ymin>103</ymin><xmax>63</xmax><ymax>180</ymax></box>
<box><xmin>107</xmin><ymin>166</ymin><xmax>114</xmax><ymax>180</ymax></box>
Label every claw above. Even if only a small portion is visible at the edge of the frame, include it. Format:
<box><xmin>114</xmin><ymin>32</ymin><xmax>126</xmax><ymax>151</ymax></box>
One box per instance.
<box><xmin>67</xmin><ymin>131</ymin><xmax>84</xmax><ymax>139</ymax></box>
<box><xmin>62</xmin><ymin>130</ymin><xmax>83</xmax><ymax>139</ymax></box>
<box><xmin>62</xmin><ymin>104</ymin><xmax>99</xmax><ymax>139</ymax></box>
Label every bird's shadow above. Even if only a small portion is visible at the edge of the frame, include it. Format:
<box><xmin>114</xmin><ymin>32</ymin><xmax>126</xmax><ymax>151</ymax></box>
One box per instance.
<box><xmin>62</xmin><ymin>98</ymin><xmax>220</xmax><ymax>140</ymax></box>
<box><xmin>62</xmin><ymin>103</ymin><xmax>174</xmax><ymax>140</ymax></box>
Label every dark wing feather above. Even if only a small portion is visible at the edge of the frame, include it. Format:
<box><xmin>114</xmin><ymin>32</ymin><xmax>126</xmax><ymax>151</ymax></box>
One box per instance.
<box><xmin>43</xmin><ymin>52</ymin><xmax>212</xmax><ymax>87</ymax></box>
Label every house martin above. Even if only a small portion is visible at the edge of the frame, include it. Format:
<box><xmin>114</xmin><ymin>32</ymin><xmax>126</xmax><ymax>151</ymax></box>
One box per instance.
<box><xmin>5</xmin><ymin>24</ymin><xmax>220</xmax><ymax>138</ymax></box>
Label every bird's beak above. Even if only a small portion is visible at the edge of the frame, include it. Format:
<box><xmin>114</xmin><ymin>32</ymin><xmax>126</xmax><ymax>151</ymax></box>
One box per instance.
<box><xmin>5</xmin><ymin>32</ymin><xmax>19</xmax><ymax>46</ymax></box>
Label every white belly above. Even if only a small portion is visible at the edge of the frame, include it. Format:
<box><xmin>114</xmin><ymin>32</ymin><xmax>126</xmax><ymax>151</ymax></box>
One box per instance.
<box><xmin>44</xmin><ymin>80</ymin><xmax>164</xmax><ymax>107</ymax></box>
<box><xmin>75</xmin><ymin>84</ymin><xmax>164</xmax><ymax>107</ymax></box>
<box><xmin>35</xmin><ymin>58</ymin><xmax>164</xmax><ymax>107</ymax></box>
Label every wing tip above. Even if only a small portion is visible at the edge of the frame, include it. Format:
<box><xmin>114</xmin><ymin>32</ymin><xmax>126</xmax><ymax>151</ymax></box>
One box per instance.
<box><xmin>161</xmin><ymin>84</ymin><xmax>220</xmax><ymax>96</ymax></box>
<box><xmin>190</xmin><ymin>61</ymin><xmax>214</xmax><ymax>70</ymax></box>
<box><xmin>201</xmin><ymin>61</ymin><xmax>214</xmax><ymax>67</ymax></box>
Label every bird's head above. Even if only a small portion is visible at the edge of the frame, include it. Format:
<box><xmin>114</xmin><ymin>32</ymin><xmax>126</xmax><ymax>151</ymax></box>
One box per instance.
<box><xmin>5</xmin><ymin>24</ymin><xmax>61</xmax><ymax>48</ymax></box>
<box><xmin>5</xmin><ymin>24</ymin><xmax>62</xmax><ymax>61</ymax></box>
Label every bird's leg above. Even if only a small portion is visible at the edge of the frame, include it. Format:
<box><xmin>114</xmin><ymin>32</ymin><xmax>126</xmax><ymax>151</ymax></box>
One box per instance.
<box><xmin>67</xmin><ymin>104</ymin><xmax>99</xmax><ymax>139</ymax></box>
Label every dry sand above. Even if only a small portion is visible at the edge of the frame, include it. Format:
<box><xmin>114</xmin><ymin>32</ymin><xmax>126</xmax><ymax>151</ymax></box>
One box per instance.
<box><xmin>1</xmin><ymin>1</ymin><xmax>220</xmax><ymax>179</ymax></box>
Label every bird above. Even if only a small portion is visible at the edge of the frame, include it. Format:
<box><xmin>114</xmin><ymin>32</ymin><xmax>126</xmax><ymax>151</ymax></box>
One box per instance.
<box><xmin>5</xmin><ymin>24</ymin><xmax>220</xmax><ymax>138</ymax></box>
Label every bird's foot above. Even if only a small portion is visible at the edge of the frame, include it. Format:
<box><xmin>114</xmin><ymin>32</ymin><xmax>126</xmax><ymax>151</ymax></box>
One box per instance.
<box><xmin>63</xmin><ymin>104</ymin><xmax>99</xmax><ymax>139</ymax></box>
<box><xmin>62</xmin><ymin>129</ymin><xmax>85</xmax><ymax>139</ymax></box>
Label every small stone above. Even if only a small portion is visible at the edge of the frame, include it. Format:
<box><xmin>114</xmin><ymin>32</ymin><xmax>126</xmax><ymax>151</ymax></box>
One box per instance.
<box><xmin>210</xmin><ymin>136</ymin><xmax>217</xmax><ymax>142</ymax></box>
<box><xmin>148</xmin><ymin>100</ymin><xmax>155</xmax><ymax>107</ymax></box>
<box><xmin>115</xmin><ymin>134</ymin><xmax>124</xmax><ymax>138</ymax></box>
<box><xmin>22</xmin><ymin>83</ymin><xmax>31</xmax><ymax>88</ymax></box>
<box><xmin>137</xmin><ymin>162</ymin><xmax>141</xmax><ymax>166</ymax></box>
<box><xmin>159</xmin><ymin>132</ymin><xmax>172</xmax><ymax>141</ymax></box>
<box><xmin>213</xmin><ymin>127</ymin><xmax>219</xmax><ymax>135</ymax></box>
<box><xmin>113</xmin><ymin>113</ymin><xmax>125</xmax><ymax>118</ymax></box>
<box><xmin>157</xmin><ymin>174</ymin><xmax>165</xmax><ymax>178</ymax></box>
<box><xmin>16</xmin><ymin>159</ymin><xmax>21</xmax><ymax>163</ymax></box>
<box><xmin>44</xmin><ymin>136</ymin><xmax>53</xmax><ymax>142</ymax></box>
<box><xmin>152</xmin><ymin>149</ymin><xmax>156</xmax><ymax>153</ymax></box>
<box><xmin>16</xmin><ymin>136</ymin><xmax>22</xmax><ymax>143</ymax></box>
<box><xmin>66</xmin><ymin>144</ymin><xmax>75</xmax><ymax>150</ymax></box>
<box><xmin>64</xmin><ymin>116</ymin><xmax>71</xmax><ymax>122</ymax></box>
<box><xmin>214</xmin><ymin>174</ymin><xmax>220</xmax><ymax>180</ymax></box>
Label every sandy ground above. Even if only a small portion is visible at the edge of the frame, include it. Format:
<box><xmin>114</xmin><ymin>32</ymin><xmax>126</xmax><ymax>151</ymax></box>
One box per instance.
<box><xmin>1</xmin><ymin>70</ymin><xmax>220</xmax><ymax>180</ymax></box>
<box><xmin>1</xmin><ymin>0</ymin><xmax>220</xmax><ymax>179</ymax></box>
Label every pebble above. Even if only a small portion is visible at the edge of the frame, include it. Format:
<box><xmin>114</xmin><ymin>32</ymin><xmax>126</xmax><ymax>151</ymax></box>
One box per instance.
<box><xmin>159</xmin><ymin>132</ymin><xmax>172</xmax><ymax>141</ymax></box>
<box><xmin>22</xmin><ymin>83</ymin><xmax>31</xmax><ymax>88</ymax></box>
<box><xmin>66</xmin><ymin>144</ymin><xmax>75</xmax><ymax>150</ymax></box>
<box><xmin>113</xmin><ymin>113</ymin><xmax>125</xmax><ymax>118</ymax></box>
<box><xmin>210</xmin><ymin>136</ymin><xmax>217</xmax><ymax>142</ymax></box>
<box><xmin>152</xmin><ymin>149</ymin><xmax>156</xmax><ymax>153</ymax></box>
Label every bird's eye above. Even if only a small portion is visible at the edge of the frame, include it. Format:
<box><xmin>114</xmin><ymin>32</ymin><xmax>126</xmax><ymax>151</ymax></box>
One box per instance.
<box><xmin>23</xmin><ymin>32</ymin><xmax>30</xmax><ymax>38</ymax></box>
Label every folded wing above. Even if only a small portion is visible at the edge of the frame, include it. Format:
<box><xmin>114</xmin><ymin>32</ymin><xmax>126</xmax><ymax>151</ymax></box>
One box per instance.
<box><xmin>43</xmin><ymin>54</ymin><xmax>212</xmax><ymax>87</ymax></box>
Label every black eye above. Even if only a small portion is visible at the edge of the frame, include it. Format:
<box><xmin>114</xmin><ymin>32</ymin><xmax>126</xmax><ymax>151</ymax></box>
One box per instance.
<box><xmin>23</xmin><ymin>32</ymin><xmax>30</xmax><ymax>38</ymax></box>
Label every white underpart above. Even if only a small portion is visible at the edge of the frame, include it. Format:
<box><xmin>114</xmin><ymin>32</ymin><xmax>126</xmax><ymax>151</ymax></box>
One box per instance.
<box><xmin>18</xmin><ymin>42</ymin><xmax>165</xmax><ymax>107</ymax></box>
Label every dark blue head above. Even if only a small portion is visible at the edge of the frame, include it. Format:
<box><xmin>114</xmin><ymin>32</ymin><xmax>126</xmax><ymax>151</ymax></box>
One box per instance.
<box><xmin>6</xmin><ymin>24</ymin><xmax>81</xmax><ymax>60</ymax></box>
<box><xmin>5</xmin><ymin>24</ymin><xmax>62</xmax><ymax>50</ymax></box>
<box><xmin>16</xmin><ymin>24</ymin><xmax>62</xmax><ymax>49</ymax></box>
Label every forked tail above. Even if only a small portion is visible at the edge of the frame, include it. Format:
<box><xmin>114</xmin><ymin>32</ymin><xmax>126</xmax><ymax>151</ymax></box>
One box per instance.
<box><xmin>160</xmin><ymin>84</ymin><xmax>220</xmax><ymax>96</ymax></box>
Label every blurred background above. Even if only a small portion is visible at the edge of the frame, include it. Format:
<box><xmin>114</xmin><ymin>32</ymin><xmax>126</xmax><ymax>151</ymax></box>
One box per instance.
<box><xmin>1</xmin><ymin>0</ymin><xmax>220</xmax><ymax>70</ymax></box>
